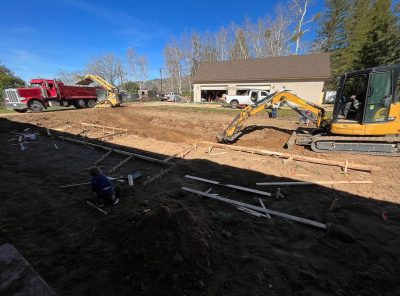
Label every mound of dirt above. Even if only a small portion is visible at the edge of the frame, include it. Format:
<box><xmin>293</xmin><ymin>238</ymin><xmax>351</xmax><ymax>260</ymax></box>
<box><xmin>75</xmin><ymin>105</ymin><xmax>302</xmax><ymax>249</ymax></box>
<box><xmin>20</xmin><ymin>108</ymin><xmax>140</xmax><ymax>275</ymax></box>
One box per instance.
<box><xmin>115</xmin><ymin>205</ymin><xmax>211</xmax><ymax>295</ymax></box>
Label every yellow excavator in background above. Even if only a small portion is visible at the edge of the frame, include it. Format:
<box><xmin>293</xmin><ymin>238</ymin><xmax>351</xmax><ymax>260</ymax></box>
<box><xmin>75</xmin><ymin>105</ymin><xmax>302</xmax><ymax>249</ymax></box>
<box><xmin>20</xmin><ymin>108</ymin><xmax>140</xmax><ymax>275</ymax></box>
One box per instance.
<box><xmin>217</xmin><ymin>64</ymin><xmax>400</xmax><ymax>155</ymax></box>
<box><xmin>76</xmin><ymin>74</ymin><xmax>122</xmax><ymax>108</ymax></box>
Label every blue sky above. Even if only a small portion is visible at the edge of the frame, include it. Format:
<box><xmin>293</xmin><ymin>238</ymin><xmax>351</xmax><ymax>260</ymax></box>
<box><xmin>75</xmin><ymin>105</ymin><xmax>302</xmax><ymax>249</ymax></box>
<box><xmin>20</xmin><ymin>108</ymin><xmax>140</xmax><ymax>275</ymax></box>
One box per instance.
<box><xmin>0</xmin><ymin>0</ymin><xmax>323</xmax><ymax>82</ymax></box>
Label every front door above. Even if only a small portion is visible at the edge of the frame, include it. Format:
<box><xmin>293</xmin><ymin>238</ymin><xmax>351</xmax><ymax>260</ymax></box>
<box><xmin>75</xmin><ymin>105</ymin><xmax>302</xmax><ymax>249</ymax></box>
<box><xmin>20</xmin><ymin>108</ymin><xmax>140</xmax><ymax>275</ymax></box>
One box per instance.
<box><xmin>46</xmin><ymin>81</ymin><xmax>58</xmax><ymax>98</ymax></box>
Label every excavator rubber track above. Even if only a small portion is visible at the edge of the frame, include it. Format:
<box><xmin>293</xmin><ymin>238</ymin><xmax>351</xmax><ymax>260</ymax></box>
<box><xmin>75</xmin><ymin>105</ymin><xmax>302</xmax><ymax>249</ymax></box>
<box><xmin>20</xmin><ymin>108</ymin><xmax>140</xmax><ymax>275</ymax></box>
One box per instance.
<box><xmin>295</xmin><ymin>133</ymin><xmax>400</xmax><ymax>156</ymax></box>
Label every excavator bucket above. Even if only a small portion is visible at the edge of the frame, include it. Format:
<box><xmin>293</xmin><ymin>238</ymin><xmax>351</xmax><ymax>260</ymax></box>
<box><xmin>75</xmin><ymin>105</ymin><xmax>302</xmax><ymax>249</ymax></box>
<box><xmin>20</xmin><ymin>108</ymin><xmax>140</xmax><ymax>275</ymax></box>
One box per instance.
<box><xmin>75</xmin><ymin>78</ymin><xmax>94</xmax><ymax>85</ymax></box>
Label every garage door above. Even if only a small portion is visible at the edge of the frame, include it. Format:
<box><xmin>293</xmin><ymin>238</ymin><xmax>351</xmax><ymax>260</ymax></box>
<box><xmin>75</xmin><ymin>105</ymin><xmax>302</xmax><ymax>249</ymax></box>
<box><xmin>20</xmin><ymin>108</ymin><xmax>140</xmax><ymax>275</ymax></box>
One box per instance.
<box><xmin>200</xmin><ymin>85</ymin><xmax>228</xmax><ymax>91</ymax></box>
<box><xmin>236</xmin><ymin>85</ymin><xmax>271</xmax><ymax>91</ymax></box>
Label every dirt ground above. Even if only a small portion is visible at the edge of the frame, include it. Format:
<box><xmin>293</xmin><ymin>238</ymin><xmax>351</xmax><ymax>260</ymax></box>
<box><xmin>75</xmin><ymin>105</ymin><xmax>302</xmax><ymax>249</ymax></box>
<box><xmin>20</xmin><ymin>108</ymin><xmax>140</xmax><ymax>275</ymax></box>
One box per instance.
<box><xmin>1</xmin><ymin>105</ymin><xmax>400</xmax><ymax>295</ymax></box>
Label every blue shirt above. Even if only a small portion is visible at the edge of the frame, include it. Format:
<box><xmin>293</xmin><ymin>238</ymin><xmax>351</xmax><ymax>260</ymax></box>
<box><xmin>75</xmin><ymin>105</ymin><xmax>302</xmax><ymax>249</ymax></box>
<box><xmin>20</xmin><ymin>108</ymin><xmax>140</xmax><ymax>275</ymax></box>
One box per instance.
<box><xmin>91</xmin><ymin>174</ymin><xmax>114</xmax><ymax>195</ymax></box>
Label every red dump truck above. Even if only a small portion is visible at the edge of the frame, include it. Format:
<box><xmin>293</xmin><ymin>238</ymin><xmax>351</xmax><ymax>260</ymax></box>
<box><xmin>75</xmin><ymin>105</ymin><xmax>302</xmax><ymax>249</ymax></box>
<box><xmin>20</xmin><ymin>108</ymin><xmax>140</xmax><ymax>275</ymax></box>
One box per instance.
<box><xmin>3</xmin><ymin>78</ymin><xmax>99</xmax><ymax>113</ymax></box>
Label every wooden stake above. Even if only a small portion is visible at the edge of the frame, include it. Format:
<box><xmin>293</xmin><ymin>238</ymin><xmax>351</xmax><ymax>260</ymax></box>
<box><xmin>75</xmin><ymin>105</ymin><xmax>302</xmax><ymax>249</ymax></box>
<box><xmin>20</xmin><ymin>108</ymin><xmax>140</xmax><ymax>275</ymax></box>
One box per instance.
<box><xmin>182</xmin><ymin>187</ymin><xmax>327</xmax><ymax>230</ymax></box>
<box><xmin>86</xmin><ymin>201</ymin><xmax>108</xmax><ymax>215</ymax></box>
<box><xmin>109</xmin><ymin>155</ymin><xmax>134</xmax><ymax>173</ymax></box>
<box><xmin>343</xmin><ymin>160</ymin><xmax>349</xmax><ymax>173</ymax></box>
<box><xmin>259</xmin><ymin>198</ymin><xmax>272</xmax><ymax>219</ymax></box>
<box><xmin>256</xmin><ymin>180</ymin><xmax>374</xmax><ymax>186</ymax></box>
<box><xmin>199</xmin><ymin>141</ymin><xmax>379</xmax><ymax>172</ymax></box>
<box><xmin>94</xmin><ymin>149</ymin><xmax>113</xmax><ymax>165</ymax></box>
<box><xmin>185</xmin><ymin>175</ymin><xmax>271</xmax><ymax>196</ymax></box>
<box><xmin>283</xmin><ymin>154</ymin><xmax>293</xmax><ymax>165</ymax></box>
<box><xmin>276</xmin><ymin>188</ymin><xmax>284</xmax><ymax>199</ymax></box>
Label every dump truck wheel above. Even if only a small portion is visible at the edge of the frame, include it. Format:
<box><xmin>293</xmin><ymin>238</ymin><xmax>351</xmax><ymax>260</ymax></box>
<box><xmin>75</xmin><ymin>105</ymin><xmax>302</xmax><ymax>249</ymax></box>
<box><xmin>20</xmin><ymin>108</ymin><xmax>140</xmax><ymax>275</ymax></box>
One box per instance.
<box><xmin>86</xmin><ymin>100</ymin><xmax>96</xmax><ymax>108</ymax></box>
<box><xmin>230</xmin><ymin>100</ymin><xmax>239</xmax><ymax>109</ymax></box>
<box><xmin>28</xmin><ymin>100</ymin><xmax>45</xmax><ymax>112</ymax></box>
<box><xmin>74</xmin><ymin>99</ymin><xmax>86</xmax><ymax>109</ymax></box>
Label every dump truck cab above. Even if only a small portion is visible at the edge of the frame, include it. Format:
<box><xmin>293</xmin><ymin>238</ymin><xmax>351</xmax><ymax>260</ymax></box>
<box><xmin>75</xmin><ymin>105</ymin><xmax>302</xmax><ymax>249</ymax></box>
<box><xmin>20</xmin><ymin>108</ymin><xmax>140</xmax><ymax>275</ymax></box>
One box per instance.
<box><xmin>4</xmin><ymin>78</ymin><xmax>99</xmax><ymax>113</ymax></box>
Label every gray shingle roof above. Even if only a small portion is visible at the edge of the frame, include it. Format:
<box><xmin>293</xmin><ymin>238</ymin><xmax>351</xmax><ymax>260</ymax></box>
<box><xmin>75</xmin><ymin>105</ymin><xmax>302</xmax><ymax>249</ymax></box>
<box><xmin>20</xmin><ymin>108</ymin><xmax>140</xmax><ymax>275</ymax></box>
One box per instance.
<box><xmin>193</xmin><ymin>53</ymin><xmax>330</xmax><ymax>83</ymax></box>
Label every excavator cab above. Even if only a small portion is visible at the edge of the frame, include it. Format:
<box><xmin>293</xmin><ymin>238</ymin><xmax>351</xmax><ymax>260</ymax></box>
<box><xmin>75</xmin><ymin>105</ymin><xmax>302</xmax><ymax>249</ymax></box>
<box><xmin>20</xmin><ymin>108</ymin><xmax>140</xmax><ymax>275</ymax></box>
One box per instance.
<box><xmin>331</xmin><ymin>64</ymin><xmax>400</xmax><ymax>136</ymax></box>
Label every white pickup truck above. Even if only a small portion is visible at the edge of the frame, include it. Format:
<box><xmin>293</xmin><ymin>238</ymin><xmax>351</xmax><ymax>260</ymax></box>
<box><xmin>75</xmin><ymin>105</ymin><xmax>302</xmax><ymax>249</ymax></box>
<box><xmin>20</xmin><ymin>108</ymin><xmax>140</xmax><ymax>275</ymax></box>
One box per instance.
<box><xmin>224</xmin><ymin>90</ymin><xmax>270</xmax><ymax>108</ymax></box>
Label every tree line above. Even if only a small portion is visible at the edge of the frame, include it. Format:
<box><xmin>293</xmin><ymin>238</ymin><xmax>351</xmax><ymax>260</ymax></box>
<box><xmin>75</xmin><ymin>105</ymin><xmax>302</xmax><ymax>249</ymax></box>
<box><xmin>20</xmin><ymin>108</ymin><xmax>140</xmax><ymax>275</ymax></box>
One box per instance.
<box><xmin>1</xmin><ymin>0</ymin><xmax>399</xmax><ymax>101</ymax></box>
<box><xmin>164</xmin><ymin>0</ymin><xmax>400</xmax><ymax>93</ymax></box>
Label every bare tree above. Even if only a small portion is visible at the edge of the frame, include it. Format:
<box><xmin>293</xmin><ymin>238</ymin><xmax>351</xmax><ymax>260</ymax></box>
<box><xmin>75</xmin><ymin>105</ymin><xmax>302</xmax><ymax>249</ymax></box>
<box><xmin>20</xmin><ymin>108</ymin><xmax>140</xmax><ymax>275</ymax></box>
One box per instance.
<box><xmin>265</xmin><ymin>5</ymin><xmax>292</xmax><ymax>57</ymax></box>
<box><xmin>126</xmin><ymin>48</ymin><xmax>148</xmax><ymax>90</ymax></box>
<box><xmin>56</xmin><ymin>70</ymin><xmax>83</xmax><ymax>85</ymax></box>
<box><xmin>164</xmin><ymin>39</ymin><xmax>184</xmax><ymax>94</ymax></box>
<box><xmin>230</xmin><ymin>25</ymin><xmax>250</xmax><ymax>60</ymax></box>
<box><xmin>215</xmin><ymin>27</ymin><xmax>231</xmax><ymax>61</ymax></box>
<box><xmin>202</xmin><ymin>32</ymin><xmax>219</xmax><ymax>62</ymax></box>
<box><xmin>86</xmin><ymin>53</ymin><xmax>125</xmax><ymax>85</ymax></box>
<box><xmin>245</xmin><ymin>17</ymin><xmax>267</xmax><ymax>58</ymax></box>
<box><xmin>290</xmin><ymin>0</ymin><xmax>320</xmax><ymax>55</ymax></box>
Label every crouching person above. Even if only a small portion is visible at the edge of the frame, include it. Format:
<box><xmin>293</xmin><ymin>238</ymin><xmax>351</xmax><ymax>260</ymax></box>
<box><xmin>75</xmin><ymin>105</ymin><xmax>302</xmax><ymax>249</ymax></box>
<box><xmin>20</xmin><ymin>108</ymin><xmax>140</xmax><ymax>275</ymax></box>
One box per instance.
<box><xmin>89</xmin><ymin>166</ymin><xmax>119</xmax><ymax>207</ymax></box>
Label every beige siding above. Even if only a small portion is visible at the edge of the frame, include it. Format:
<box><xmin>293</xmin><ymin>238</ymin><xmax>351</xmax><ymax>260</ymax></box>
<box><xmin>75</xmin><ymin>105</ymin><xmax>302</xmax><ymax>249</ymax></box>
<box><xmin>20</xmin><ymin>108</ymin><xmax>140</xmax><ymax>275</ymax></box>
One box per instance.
<box><xmin>194</xmin><ymin>80</ymin><xmax>325</xmax><ymax>104</ymax></box>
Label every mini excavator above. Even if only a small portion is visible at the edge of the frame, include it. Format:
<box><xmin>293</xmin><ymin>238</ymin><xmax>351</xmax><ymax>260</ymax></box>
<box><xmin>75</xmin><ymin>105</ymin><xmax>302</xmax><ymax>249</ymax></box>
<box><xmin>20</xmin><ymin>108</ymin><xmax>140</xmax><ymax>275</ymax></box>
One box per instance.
<box><xmin>76</xmin><ymin>74</ymin><xmax>122</xmax><ymax>108</ymax></box>
<box><xmin>217</xmin><ymin>64</ymin><xmax>400</xmax><ymax>155</ymax></box>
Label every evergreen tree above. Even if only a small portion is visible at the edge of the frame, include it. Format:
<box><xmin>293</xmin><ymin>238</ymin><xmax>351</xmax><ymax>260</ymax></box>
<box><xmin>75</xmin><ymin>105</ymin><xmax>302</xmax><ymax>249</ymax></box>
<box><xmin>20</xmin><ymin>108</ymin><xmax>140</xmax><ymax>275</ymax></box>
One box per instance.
<box><xmin>317</xmin><ymin>0</ymin><xmax>349</xmax><ymax>52</ymax></box>
<box><xmin>342</xmin><ymin>0</ymin><xmax>373</xmax><ymax>71</ymax></box>
<box><xmin>360</xmin><ymin>0</ymin><xmax>400</xmax><ymax>67</ymax></box>
<box><xmin>316</xmin><ymin>0</ymin><xmax>350</xmax><ymax>88</ymax></box>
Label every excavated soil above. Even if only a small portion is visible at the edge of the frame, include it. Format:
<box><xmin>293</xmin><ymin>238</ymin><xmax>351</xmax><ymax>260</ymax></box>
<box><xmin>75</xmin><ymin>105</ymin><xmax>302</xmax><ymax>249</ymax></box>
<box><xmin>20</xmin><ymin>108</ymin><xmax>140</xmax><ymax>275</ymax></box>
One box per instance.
<box><xmin>1</xmin><ymin>105</ymin><xmax>400</xmax><ymax>295</ymax></box>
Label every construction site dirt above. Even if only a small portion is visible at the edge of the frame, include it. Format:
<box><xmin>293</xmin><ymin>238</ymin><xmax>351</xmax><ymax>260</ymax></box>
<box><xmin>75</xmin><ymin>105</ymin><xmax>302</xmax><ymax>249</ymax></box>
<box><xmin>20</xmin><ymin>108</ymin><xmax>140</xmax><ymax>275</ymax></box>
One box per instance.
<box><xmin>1</xmin><ymin>104</ymin><xmax>400</xmax><ymax>296</ymax></box>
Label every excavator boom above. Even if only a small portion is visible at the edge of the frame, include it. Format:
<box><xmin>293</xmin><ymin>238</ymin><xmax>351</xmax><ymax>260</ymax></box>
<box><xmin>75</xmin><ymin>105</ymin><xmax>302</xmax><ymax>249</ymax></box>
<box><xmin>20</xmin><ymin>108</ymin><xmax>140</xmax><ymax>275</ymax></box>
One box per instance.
<box><xmin>217</xmin><ymin>91</ymin><xmax>329</xmax><ymax>143</ymax></box>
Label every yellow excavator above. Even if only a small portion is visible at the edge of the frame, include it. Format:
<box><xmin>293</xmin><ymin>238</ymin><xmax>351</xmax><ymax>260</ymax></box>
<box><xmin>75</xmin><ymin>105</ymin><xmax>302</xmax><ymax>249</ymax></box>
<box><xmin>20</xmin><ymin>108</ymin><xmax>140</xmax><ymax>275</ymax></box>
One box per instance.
<box><xmin>217</xmin><ymin>64</ymin><xmax>400</xmax><ymax>155</ymax></box>
<box><xmin>76</xmin><ymin>74</ymin><xmax>122</xmax><ymax>108</ymax></box>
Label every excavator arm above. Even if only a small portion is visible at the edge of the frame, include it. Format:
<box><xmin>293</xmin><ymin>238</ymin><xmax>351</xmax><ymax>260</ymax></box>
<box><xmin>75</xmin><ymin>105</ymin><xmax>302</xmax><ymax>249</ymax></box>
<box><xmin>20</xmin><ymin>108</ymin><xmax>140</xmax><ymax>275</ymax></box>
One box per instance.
<box><xmin>76</xmin><ymin>74</ymin><xmax>121</xmax><ymax>107</ymax></box>
<box><xmin>76</xmin><ymin>74</ymin><xmax>117</xmax><ymax>93</ymax></box>
<box><xmin>217</xmin><ymin>91</ymin><xmax>329</xmax><ymax>143</ymax></box>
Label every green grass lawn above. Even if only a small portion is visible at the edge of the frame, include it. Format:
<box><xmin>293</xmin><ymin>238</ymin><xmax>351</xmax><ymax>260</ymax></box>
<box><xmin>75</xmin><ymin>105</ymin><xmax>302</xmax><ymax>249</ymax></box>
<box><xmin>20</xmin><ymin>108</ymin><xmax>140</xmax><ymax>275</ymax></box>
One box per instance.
<box><xmin>0</xmin><ymin>108</ymin><xmax>14</xmax><ymax>114</ymax></box>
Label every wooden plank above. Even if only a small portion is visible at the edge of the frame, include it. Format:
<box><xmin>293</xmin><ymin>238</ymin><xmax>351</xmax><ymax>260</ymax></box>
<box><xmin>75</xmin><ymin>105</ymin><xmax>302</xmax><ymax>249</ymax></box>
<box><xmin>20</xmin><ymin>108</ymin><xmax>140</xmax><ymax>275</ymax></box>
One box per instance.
<box><xmin>84</xmin><ymin>131</ymin><xmax>128</xmax><ymax>141</ymax></box>
<box><xmin>143</xmin><ymin>167</ymin><xmax>174</xmax><ymax>186</ymax></box>
<box><xmin>181</xmin><ymin>145</ymin><xmax>196</xmax><ymax>158</ymax></box>
<box><xmin>237</xmin><ymin>206</ymin><xmax>268</xmax><ymax>218</ymax></box>
<box><xmin>60</xmin><ymin>182</ymin><xmax>91</xmax><ymax>189</ymax></box>
<box><xmin>94</xmin><ymin>149</ymin><xmax>113</xmax><ymax>165</ymax></box>
<box><xmin>185</xmin><ymin>175</ymin><xmax>271</xmax><ymax>197</ymax></box>
<box><xmin>86</xmin><ymin>201</ymin><xmax>108</xmax><ymax>215</ymax></box>
<box><xmin>256</xmin><ymin>180</ymin><xmax>374</xmax><ymax>186</ymax></box>
<box><xmin>57</xmin><ymin>135</ymin><xmax>173</xmax><ymax>166</ymax></box>
<box><xmin>109</xmin><ymin>155</ymin><xmax>134</xmax><ymax>173</ymax></box>
<box><xmin>163</xmin><ymin>153</ymin><xmax>178</xmax><ymax>162</ymax></box>
<box><xmin>199</xmin><ymin>141</ymin><xmax>379</xmax><ymax>172</ymax></box>
<box><xmin>80</xmin><ymin>122</ymin><xmax>128</xmax><ymax>132</ymax></box>
<box><xmin>182</xmin><ymin>187</ymin><xmax>327</xmax><ymax>230</ymax></box>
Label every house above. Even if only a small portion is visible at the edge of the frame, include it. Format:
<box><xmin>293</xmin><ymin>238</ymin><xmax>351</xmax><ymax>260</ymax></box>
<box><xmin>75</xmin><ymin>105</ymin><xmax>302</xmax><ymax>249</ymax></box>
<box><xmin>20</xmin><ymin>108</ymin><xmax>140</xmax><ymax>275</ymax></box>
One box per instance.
<box><xmin>192</xmin><ymin>53</ymin><xmax>331</xmax><ymax>104</ymax></box>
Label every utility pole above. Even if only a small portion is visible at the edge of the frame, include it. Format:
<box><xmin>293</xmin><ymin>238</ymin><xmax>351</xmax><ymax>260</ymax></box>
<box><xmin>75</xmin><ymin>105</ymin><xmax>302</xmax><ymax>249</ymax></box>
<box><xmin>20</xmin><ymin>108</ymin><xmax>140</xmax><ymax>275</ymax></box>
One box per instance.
<box><xmin>159</xmin><ymin>68</ymin><xmax>163</xmax><ymax>94</ymax></box>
